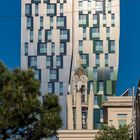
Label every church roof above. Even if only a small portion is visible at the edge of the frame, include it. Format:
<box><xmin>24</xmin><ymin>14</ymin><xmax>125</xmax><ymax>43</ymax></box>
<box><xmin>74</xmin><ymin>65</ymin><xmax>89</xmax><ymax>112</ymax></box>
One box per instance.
<box><xmin>74</xmin><ymin>67</ymin><xmax>87</xmax><ymax>77</ymax></box>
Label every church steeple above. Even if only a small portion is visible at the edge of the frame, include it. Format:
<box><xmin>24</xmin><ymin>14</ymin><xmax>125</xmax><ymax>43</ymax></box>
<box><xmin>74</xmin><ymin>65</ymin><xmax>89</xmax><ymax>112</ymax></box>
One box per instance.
<box><xmin>74</xmin><ymin>53</ymin><xmax>83</xmax><ymax>69</ymax></box>
<box><xmin>67</xmin><ymin>65</ymin><xmax>94</xmax><ymax>130</ymax></box>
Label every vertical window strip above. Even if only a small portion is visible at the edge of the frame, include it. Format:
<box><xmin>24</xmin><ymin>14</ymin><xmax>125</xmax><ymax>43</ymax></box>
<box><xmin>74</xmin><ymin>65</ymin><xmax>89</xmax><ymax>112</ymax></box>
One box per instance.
<box><xmin>35</xmin><ymin>4</ymin><xmax>39</xmax><ymax>16</ymax></box>
<box><xmin>79</xmin><ymin>41</ymin><xmax>83</xmax><ymax>52</ymax></box>
<box><xmin>59</xmin><ymin>82</ymin><xmax>63</xmax><ymax>95</ymax></box>
<box><xmin>40</xmin><ymin>17</ymin><xmax>43</xmax><ymax>28</ymax></box>
<box><xmin>24</xmin><ymin>43</ymin><xmax>28</xmax><ymax>56</ymax></box>
<box><xmin>25</xmin><ymin>4</ymin><xmax>31</xmax><ymax>15</ymax></box>
<box><xmin>30</xmin><ymin>30</ymin><xmax>33</xmax><ymax>42</ymax></box>
<box><xmin>50</xmin><ymin>69</ymin><xmax>57</xmax><ymax>80</ymax></box>
<box><xmin>60</xmin><ymin>3</ymin><xmax>63</xmax><ymax>14</ymax></box>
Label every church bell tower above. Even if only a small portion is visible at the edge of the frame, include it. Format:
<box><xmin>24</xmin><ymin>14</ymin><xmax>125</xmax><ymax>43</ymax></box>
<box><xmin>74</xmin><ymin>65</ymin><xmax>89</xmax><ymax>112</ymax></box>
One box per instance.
<box><xmin>67</xmin><ymin>67</ymin><xmax>94</xmax><ymax>130</ymax></box>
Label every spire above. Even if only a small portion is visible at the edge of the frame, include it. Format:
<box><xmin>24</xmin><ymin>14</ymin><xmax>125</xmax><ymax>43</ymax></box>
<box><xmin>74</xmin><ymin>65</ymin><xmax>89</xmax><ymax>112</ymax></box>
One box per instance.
<box><xmin>77</xmin><ymin>53</ymin><xmax>83</xmax><ymax>68</ymax></box>
<box><xmin>74</xmin><ymin>53</ymin><xmax>83</xmax><ymax>70</ymax></box>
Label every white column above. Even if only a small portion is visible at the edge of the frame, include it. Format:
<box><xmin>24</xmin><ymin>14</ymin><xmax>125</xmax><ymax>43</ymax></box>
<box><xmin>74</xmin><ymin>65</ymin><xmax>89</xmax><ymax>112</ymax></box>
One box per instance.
<box><xmin>76</xmin><ymin>92</ymin><xmax>82</xmax><ymax>129</ymax></box>
<box><xmin>67</xmin><ymin>95</ymin><xmax>73</xmax><ymax>129</ymax></box>
<box><xmin>87</xmin><ymin>84</ymin><xmax>94</xmax><ymax>129</ymax></box>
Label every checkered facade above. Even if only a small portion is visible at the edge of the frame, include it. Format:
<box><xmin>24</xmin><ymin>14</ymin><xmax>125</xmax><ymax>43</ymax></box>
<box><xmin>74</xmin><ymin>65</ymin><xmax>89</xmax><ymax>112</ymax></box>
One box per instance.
<box><xmin>21</xmin><ymin>0</ymin><xmax>120</xmax><ymax>129</ymax></box>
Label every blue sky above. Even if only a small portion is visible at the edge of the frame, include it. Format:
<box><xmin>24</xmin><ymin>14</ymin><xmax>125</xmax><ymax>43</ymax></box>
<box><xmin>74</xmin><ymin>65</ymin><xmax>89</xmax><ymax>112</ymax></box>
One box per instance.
<box><xmin>0</xmin><ymin>0</ymin><xmax>140</xmax><ymax>95</ymax></box>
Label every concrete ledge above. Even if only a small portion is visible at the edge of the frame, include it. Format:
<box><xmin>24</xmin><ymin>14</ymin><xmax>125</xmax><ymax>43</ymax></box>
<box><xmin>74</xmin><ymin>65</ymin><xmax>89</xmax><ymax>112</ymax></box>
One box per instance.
<box><xmin>57</xmin><ymin>130</ymin><xmax>99</xmax><ymax>140</ymax></box>
<box><xmin>103</xmin><ymin>101</ymin><xmax>132</xmax><ymax>107</ymax></box>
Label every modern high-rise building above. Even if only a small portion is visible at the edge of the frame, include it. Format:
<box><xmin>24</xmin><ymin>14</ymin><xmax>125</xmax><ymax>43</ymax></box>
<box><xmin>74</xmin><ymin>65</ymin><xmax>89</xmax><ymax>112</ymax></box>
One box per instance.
<box><xmin>21</xmin><ymin>0</ymin><xmax>120</xmax><ymax>129</ymax></box>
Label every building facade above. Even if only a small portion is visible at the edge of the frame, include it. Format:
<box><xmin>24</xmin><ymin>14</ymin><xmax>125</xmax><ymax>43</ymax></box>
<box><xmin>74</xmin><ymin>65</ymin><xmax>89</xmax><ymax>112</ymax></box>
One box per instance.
<box><xmin>103</xmin><ymin>96</ymin><xmax>132</xmax><ymax>129</ymax></box>
<box><xmin>21</xmin><ymin>0</ymin><xmax>120</xmax><ymax>129</ymax></box>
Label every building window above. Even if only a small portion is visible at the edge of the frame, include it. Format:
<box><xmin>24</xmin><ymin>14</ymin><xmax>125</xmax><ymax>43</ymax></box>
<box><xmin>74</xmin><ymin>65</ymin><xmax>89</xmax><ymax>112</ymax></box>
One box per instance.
<box><xmin>100</xmin><ymin>109</ymin><xmax>103</xmax><ymax>122</ymax></box>
<box><xmin>60</xmin><ymin>42</ymin><xmax>66</xmax><ymax>54</ymax></box>
<box><xmin>24</xmin><ymin>43</ymin><xmax>28</xmax><ymax>56</ymax></box>
<box><xmin>111</xmin><ymin>14</ymin><xmax>115</xmax><ymax>20</ymax></box>
<box><xmin>93</xmin><ymin>15</ymin><xmax>98</xmax><ymax>24</ymax></box>
<box><xmin>79</xmin><ymin>41</ymin><xmax>83</xmax><ymax>52</ymax></box>
<box><xmin>35</xmin><ymin>4</ymin><xmax>39</xmax><ymax>16</ymax></box>
<box><xmin>56</xmin><ymin>56</ymin><xmax>63</xmax><ymax>68</ymax></box>
<box><xmin>56</xmin><ymin>56</ymin><xmax>61</xmax><ymax>67</ymax></box>
<box><xmin>32</xmin><ymin>0</ymin><xmax>41</xmax><ymax>3</ymax></box>
<box><xmin>44</xmin><ymin>0</ymin><xmax>50</xmax><ymax>3</ymax></box>
<box><xmin>118</xmin><ymin>114</ymin><xmax>127</xmax><ymax>118</ymax></box>
<box><xmin>103</xmin><ymin>14</ymin><xmax>106</xmax><ymax>20</ymax></box>
<box><xmin>106</xmin><ymin>27</ymin><xmax>110</xmax><ymax>37</ymax></box>
<box><xmin>110</xmin><ymin>67</ymin><xmax>114</xmax><ymax>80</ymax></box>
<box><xmin>47</xmin><ymin>4</ymin><xmax>56</xmax><ymax>16</ymax></box>
<box><xmin>94</xmin><ymin>40</ymin><xmax>103</xmax><ymax>53</ymax></box>
<box><xmin>25</xmin><ymin>4</ymin><xmax>32</xmax><ymax>16</ymax></box>
<box><xmin>48</xmin><ymin>30</ymin><xmax>52</xmax><ymax>40</ymax></box>
<box><xmin>79</xmin><ymin>1</ymin><xmax>83</xmax><ymax>10</ymax></box>
<box><xmin>111</xmin><ymin>40</ymin><xmax>115</xmax><ymax>50</ymax></box>
<box><xmin>60</xmin><ymin>3</ymin><xmax>63</xmax><ymax>14</ymax></box>
<box><xmin>91</xmin><ymin>27</ymin><xmax>100</xmax><ymax>38</ymax></box>
<box><xmin>40</xmin><ymin>17</ymin><xmax>43</xmax><ymax>29</ymax></box>
<box><xmin>59</xmin><ymin>82</ymin><xmax>63</xmax><ymax>96</ymax></box>
<box><xmin>79</xmin><ymin>1</ymin><xmax>83</xmax><ymax>8</ymax></box>
<box><xmin>38</xmin><ymin>43</ymin><xmax>47</xmax><ymax>55</ymax></box>
<box><xmin>49</xmin><ymin>69</ymin><xmax>57</xmax><ymax>81</ymax></box>
<box><xmin>111</xmin><ymin>14</ymin><xmax>115</xmax><ymax>25</ymax></box>
<box><xmin>106</xmin><ymin>27</ymin><xmax>110</xmax><ymax>33</ymax></box>
<box><xmin>57</xmin><ymin>16</ymin><xmax>66</xmax><ymax>28</ymax></box>
<box><xmin>30</xmin><ymin>30</ymin><xmax>33</xmax><ymax>42</ymax></box>
<box><xmin>93</xmin><ymin>67</ymin><xmax>97</xmax><ymax>80</ymax></box>
<box><xmin>105</xmin><ymin>53</ymin><xmax>108</xmax><ymax>67</ymax></box>
<box><xmin>45</xmin><ymin>30</ymin><xmax>52</xmax><ymax>41</ymax></box>
<box><xmin>79</xmin><ymin>14</ymin><xmax>88</xmax><ymax>26</ymax></box>
<box><xmin>95</xmin><ymin>1</ymin><xmax>103</xmax><ymax>12</ymax></box>
<box><xmin>107</xmin><ymin>1</ymin><xmax>111</xmax><ymax>12</ymax></box>
<box><xmin>51</xmin><ymin>43</ymin><xmax>55</xmax><ymax>54</ymax></box>
<box><xmin>103</xmin><ymin>14</ymin><xmax>106</xmax><ymax>25</ymax></box>
<box><xmin>60</xmin><ymin>30</ymin><xmax>69</xmax><ymax>40</ymax></box>
<box><xmin>83</xmin><ymin>27</ymin><xmax>86</xmax><ymax>39</ymax></box>
<box><xmin>109</xmin><ymin>40</ymin><xmax>115</xmax><ymax>52</ymax></box>
<box><xmin>94</xmin><ymin>96</ymin><xmax>98</xmax><ymax>105</ymax></box>
<box><xmin>48</xmin><ymin>82</ymin><xmax>54</xmax><ymax>93</ymax></box>
<box><xmin>88</xmin><ymin>1</ymin><xmax>91</xmax><ymax>7</ymax></box>
<box><xmin>34</xmin><ymin>69</ymin><xmax>41</xmax><ymax>80</ymax></box>
<box><xmin>80</xmin><ymin>54</ymin><xmax>89</xmax><ymax>67</ymax></box>
<box><xmin>27</xmin><ymin>17</ymin><xmax>33</xmax><ymax>29</ymax></box>
<box><xmin>50</xmin><ymin>17</ymin><xmax>53</xmax><ymax>27</ymax></box>
<box><xmin>46</xmin><ymin>56</ymin><xmax>53</xmax><ymax>68</ymax></box>
<box><xmin>96</xmin><ymin>54</ymin><xmax>100</xmax><ymax>67</ymax></box>
<box><xmin>73</xmin><ymin>108</ymin><xmax>76</xmax><ymax>129</ymax></box>
<box><xmin>38</xmin><ymin>30</ymin><xmax>42</xmax><ymax>41</ymax></box>
<box><xmin>99</xmin><ymin>81</ymin><xmax>104</xmax><ymax>91</ymax></box>
<box><xmin>28</xmin><ymin>56</ymin><xmax>37</xmax><ymax>68</ymax></box>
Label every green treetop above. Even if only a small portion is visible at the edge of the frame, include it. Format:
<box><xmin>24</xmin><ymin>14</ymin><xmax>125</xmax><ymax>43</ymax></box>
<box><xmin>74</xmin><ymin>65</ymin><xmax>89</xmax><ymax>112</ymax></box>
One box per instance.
<box><xmin>0</xmin><ymin>62</ymin><xmax>62</xmax><ymax>140</ymax></box>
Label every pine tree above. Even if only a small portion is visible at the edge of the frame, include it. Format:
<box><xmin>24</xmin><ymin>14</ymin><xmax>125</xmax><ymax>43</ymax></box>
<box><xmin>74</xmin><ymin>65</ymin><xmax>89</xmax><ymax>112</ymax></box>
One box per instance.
<box><xmin>0</xmin><ymin>62</ymin><xmax>62</xmax><ymax>140</ymax></box>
